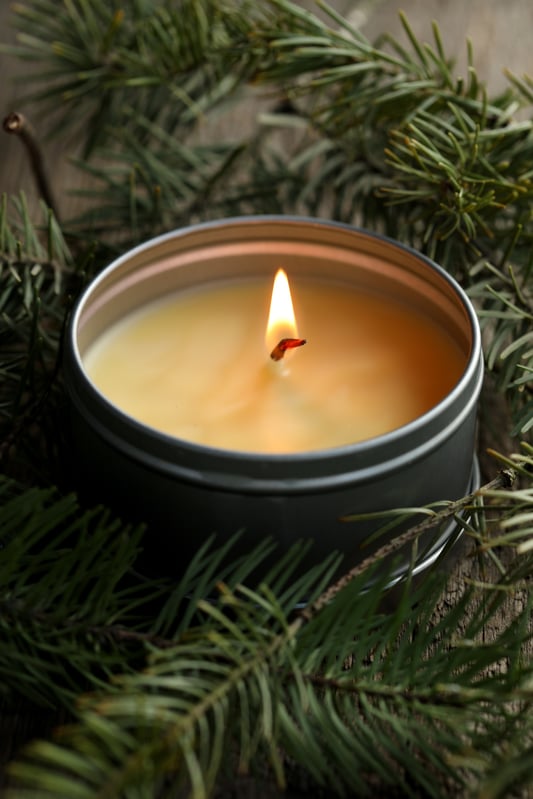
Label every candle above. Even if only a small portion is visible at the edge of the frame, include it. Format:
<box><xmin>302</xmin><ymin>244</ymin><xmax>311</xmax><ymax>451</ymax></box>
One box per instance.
<box><xmin>83</xmin><ymin>267</ymin><xmax>465</xmax><ymax>454</ymax></box>
<box><xmin>66</xmin><ymin>218</ymin><xmax>483</xmax><ymax>586</ymax></box>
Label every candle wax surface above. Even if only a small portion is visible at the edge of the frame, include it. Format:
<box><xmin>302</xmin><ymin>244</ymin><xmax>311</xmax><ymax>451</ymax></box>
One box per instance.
<box><xmin>83</xmin><ymin>278</ymin><xmax>466</xmax><ymax>454</ymax></box>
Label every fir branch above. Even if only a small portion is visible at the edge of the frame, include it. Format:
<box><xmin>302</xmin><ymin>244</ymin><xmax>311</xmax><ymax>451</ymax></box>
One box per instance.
<box><xmin>5</xmin><ymin>543</ymin><xmax>532</xmax><ymax>799</ymax></box>
<box><xmin>0</xmin><ymin>195</ymin><xmax>74</xmax><ymax>485</ymax></box>
<box><xmin>0</xmin><ymin>478</ymin><xmax>152</xmax><ymax>707</ymax></box>
<box><xmin>2</xmin><ymin>465</ymin><xmax>532</xmax><ymax>797</ymax></box>
<box><xmin>0</xmin><ymin>474</ymin><xmax>337</xmax><ymax>709</ymax></box>
<box><xmin>210</xmin><ymin>3</ymin><xmax>532</xmax><ymax>275</ymax></box>
<box><xmin>470</xmin><ymin>255</ymin><xmax>533</xmax><ymax>438</ymax></box>
<box><xmin>67</xmin><ymin>118</ymin><xmax>249</xmax><ymax>246</ymax></box>
<box><xmin>3</xmin><ymin>0</ymin><xmax>259</xmax><ymax>154</ymax></box>
<box><xmin>304</xmin><ymin>468</ymin><xmax>517</xmax><ymax>619</ymax></box>
<box><xmin>6</xmin><ymin>0</ymin><xmax>533</xmax><ymax>277</ymax></box>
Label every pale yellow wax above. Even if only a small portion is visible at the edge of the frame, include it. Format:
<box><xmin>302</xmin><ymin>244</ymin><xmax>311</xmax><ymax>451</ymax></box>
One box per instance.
<box><xmin>83</xmin><ymin>278</ymin><xmax>466</xmax><ymax>453</ymax></box>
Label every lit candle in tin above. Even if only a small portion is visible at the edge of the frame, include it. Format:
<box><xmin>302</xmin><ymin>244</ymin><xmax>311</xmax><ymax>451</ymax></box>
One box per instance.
<box><xmin>83</xmin><ymin>266</ymin><xmax>465</xmax><ymax>454</ymax></box>
<box><xmin>66</xmin><ymin>219</ymin><xmax>483</xmax><ymax>583</ymax></box>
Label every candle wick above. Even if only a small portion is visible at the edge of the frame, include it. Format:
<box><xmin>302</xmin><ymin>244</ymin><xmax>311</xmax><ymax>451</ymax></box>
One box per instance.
<box><xmin>270</xmin><ymin>337</ymin><xmax>307</xmax><ymax>361</ymax></box>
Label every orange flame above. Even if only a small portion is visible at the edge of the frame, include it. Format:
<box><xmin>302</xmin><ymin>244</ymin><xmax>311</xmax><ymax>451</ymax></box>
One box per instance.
<box><xmin>265</xmin><ymin>268</ymin><xmax>299</xmax><ymax>353</ymax></box>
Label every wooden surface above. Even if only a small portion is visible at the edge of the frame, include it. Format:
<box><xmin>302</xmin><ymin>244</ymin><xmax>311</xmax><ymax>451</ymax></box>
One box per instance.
<box><xmin>0</xmin><ymin>1</ymin><xmax>531</xmax><ymax>794</ymax></box>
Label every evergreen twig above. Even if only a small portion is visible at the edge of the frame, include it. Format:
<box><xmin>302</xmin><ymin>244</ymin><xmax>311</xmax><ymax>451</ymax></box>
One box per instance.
<box><xmin>302</xmin><ymin>468</ymin><xmax>517</xmax><ymax>619</ymax></box>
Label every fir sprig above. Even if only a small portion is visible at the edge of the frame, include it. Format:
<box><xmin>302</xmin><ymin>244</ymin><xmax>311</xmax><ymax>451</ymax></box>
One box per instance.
<box><xmin>1</xmin><ymin>464</ymin><xmax>531</xmax><ymax>797</ymax></box>
<box><xmin>7</xmin><ymin>1</ymin><xmax>533</xmax><ymax>269</ymax></box>
<box><xmin>5</xmin><ymin>545</ymin><xmax>532</xmax><ymax>799</ymax></box>
<box><xmin>0</xmin><ymin>478</ymin><xmax>151</xmax><ymax>708</ymax></box>
<box><xmin>0</xmin><ymin>194</ymin><xmax>73</xmax><ymax>484</ymax></box>
<box><xmin>469</xmin><ymin>256</ymin><xmax>533</xmax><ymax>437</ymax></box>
<box><xmin>3</xmin><ymin>0</ymin><xmax>258</xmax><ymax>154</ymax></box>
<box><xmin>243</xmin><ymin>3</ymin><xmax>533</xmax><ymax>267</ymax></box>
<box><xmin>67</xmin><ymin>120</ymin><xmax>248</xmax><ymax>245</ymax></box>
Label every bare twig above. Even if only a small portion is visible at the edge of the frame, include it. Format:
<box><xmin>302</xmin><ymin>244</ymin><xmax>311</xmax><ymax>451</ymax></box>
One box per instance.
<box><xmin>3</xmin><ymin>112</ymin><xmax>59</xmax><ymax>219</ymax></box>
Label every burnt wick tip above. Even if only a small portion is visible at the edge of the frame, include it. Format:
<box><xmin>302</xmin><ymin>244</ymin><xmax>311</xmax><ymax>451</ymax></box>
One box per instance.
<box><xmin>270</xmin><ymin>337</ymin><xmax>307</xmax><ymax>361</ymax></box>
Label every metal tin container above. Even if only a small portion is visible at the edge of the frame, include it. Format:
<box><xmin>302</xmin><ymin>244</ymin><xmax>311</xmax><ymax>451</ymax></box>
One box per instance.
<box><xmin>64</xmin><ymin>217</ymin><xmax>483</xmax><ymax>584</ymax></box>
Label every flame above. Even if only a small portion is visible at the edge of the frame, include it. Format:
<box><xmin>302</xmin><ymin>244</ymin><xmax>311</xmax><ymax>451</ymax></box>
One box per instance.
<box><xmin>265</xmin><ymin>268</ymin><xmax>298</xmax><ymax>353</ymax></box>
